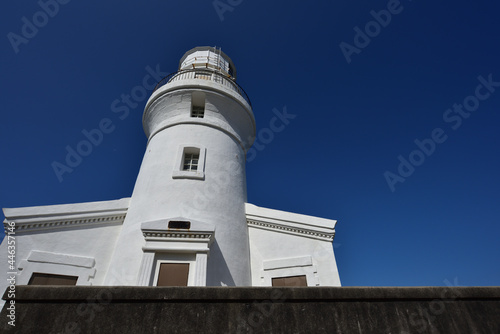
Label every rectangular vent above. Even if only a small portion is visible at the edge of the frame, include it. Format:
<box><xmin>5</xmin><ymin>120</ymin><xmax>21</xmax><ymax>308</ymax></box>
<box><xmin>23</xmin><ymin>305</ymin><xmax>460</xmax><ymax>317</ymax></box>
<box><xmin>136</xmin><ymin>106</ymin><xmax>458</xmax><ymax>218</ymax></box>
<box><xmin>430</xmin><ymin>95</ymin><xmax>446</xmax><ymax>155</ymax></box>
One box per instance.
<box><xmin>28</xmin><ymin>273</ymin><xmax>78</xmax><ymax>286</ymax></box>
<box><xmin>168</xmin><ymin>221</ymin><xmax>191</xmax><ymax>229</ymax></box>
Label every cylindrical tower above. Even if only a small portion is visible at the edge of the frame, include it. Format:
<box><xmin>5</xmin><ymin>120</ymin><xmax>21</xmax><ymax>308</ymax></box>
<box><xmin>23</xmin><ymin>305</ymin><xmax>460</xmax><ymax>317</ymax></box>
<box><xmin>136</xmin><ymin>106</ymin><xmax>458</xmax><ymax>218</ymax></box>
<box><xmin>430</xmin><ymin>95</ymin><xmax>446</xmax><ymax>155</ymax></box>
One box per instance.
<box><xmin>105</xmin><ymin>47</ymin><xmax>255</xmax><ymax>286</ymax></box>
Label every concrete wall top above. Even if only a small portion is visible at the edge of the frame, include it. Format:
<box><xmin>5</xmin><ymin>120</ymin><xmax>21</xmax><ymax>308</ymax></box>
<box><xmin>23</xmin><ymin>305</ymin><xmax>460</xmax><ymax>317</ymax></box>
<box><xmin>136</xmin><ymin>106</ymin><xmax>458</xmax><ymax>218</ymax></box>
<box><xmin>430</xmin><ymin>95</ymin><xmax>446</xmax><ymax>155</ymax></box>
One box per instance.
<box><xmin>2</xmin><ymin>286</ymin><xmax>499</xmax><ymax>333</ymax></box>
<box><xmin>3</xmin><ymin>198</ymin><xmax>130</xmax><ymax>220</ymax></box>
<box><xmin>4</xmin><ymin>286</ymin><xmax>500</xmax><ymax>301</ymax></box>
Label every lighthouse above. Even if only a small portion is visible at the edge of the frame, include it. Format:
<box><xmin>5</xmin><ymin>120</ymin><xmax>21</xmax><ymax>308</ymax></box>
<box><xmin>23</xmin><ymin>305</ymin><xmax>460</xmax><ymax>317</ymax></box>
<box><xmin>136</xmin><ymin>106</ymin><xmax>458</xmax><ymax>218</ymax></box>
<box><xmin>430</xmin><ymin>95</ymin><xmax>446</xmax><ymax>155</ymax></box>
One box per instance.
<box><xmin>1</xmin><ymin>46</ymin><xmax>498</xmax><ymax>334</ymax></box>
<box><xmin>105</xmin><ymin>46</ymin><xmax>255</xmax><ymax>286</ymax></box>
<box><xmin>0</xmin><ymin>47</ymin><xmax>340</xmax><ymax>299</ymax></box>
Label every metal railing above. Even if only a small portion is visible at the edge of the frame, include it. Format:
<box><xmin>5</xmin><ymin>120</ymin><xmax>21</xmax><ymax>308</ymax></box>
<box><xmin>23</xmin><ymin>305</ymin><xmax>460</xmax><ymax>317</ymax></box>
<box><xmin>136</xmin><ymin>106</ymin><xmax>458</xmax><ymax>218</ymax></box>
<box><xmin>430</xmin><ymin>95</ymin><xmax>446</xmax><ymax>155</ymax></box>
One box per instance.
<box><xmin>153</xmin><ymin>69</ymin><xmax>251</xmax><ymax>107</ymax></box>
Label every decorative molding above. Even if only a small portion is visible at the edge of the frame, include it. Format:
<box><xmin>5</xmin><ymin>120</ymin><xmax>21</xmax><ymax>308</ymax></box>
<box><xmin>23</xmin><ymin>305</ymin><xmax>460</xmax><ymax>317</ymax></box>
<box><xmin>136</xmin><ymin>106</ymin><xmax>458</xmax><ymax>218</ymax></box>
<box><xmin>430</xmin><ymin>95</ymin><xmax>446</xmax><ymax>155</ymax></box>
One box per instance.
<box><xmin>142</xmin><ymin>246</ymin><xmax>210</xmax><ymax>253</ymax></box>
<box><xmin>137</xmin><ymin>251</ymin><xmax>155</xmax><ymax>286</ymax></box>
<box><xmin>259</xmin><ymin>255</ymin><xmax>319</xmax><ymax>286</ymax></box>
<box><xmin>17</xmin><ymin>251</ymin><xmax>97</xmax><ymax>286</ymax></box>
<box><xmin>140</xmin><ymin>218</ymin><xmax>214</xmax><ymax>287</ymax></box>
<box><xmin>21</xmin><ymin>250</ymin><xmax>95</xmax><ymax>269</ymax></box>
<box><xmin>142</xmin><ymin>231</ymin><xmax>213</xmax><ymax>240</ymax></box>
<box><xmin>141</xmin><ymin>218</ymin><xmax>215</xmax><ymax>242</ymax></box>
<box><xmin>10</xmin><ymin>214</ymin><xmax>127</xmax><ymax>233</ymax></box>
<box><xmin>195</xmin><ymin>253</ymin><xmax>208</xmax><ymax>286</ymax></box>
<box><xmin>247</xmin><ymin>219</ymin><xmax>335</xmax><ymax>241</ymax></box>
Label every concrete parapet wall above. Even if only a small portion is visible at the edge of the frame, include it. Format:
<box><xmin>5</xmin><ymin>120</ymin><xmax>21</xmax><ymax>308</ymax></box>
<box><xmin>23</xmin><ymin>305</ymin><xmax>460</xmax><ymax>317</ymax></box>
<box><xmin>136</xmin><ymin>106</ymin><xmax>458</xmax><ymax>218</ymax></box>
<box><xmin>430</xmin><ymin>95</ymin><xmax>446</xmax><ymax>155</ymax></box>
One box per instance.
<box><xmin>1</xmin><ymin>286</ymin><xmax>499</xmax><ymax>333</ymax></box>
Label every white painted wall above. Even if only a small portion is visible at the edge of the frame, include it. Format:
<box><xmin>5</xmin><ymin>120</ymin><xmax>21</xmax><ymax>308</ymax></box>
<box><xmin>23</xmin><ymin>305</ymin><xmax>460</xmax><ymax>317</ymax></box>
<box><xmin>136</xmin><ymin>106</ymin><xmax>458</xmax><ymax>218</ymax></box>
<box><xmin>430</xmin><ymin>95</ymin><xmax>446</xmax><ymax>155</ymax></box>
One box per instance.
<box><xmin>0</xmin><ymin>198</ymin><xmax>129</xmax><ymax>307</ymax></box>
<box><xmin>246</xmin><ymin>203</ymin><xmax>341</xmax><ymax>287</ymax></box>
<box><xmin>106</xmin><ymin>60</ymin><xmax>256</xmax><ymax>286</ymax></box>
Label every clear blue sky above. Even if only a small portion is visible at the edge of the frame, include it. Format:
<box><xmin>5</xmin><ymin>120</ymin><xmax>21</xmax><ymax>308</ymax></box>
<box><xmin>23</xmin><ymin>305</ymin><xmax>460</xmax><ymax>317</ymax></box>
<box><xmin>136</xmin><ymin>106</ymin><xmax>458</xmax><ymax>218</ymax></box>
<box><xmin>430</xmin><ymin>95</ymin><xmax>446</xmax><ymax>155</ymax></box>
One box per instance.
<box><xmin>1</xmin><ymin>1</ymin><xmax>499</xmax><ymax>287</ymax></box>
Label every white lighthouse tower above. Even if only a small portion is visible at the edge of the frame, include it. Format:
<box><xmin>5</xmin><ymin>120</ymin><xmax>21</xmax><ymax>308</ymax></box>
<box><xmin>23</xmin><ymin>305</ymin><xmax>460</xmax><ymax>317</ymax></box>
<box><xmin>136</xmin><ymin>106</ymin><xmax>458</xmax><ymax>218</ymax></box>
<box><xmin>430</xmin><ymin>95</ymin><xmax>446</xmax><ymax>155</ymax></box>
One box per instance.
<box><xmin>105</xmin><ymin>46</ymin><xmax>256</xmax><ymax>286</ymax></box>
<box><xmin>0</xmin><ymin>47</ymin><xmax>340</xmax><ymax>299</ymax></box>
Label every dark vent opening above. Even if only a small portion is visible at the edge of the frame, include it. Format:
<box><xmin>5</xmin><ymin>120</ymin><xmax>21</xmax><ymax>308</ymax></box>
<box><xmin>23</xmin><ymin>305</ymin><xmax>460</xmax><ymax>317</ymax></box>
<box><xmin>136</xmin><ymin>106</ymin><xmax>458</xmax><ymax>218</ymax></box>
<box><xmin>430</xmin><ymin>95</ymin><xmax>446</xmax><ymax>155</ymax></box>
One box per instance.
<box><xmin>28</xmin><ymin>273</ymin><xmax>78</xmax><ymax>286</ymax></box>
<box><xmin>168</xmin><ymin>221</ymin><xmax>191</xmax><ymax>229</ymax></box>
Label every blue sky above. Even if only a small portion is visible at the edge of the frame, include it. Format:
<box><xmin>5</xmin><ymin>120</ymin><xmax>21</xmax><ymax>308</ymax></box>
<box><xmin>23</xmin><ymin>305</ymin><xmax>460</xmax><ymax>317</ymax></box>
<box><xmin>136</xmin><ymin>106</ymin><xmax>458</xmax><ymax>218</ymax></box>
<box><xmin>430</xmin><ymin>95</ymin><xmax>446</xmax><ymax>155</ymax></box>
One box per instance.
<box><xmin>1</xmin><ymin>1</ymin><xmax>499</xmax><ymax>287</ymax></box>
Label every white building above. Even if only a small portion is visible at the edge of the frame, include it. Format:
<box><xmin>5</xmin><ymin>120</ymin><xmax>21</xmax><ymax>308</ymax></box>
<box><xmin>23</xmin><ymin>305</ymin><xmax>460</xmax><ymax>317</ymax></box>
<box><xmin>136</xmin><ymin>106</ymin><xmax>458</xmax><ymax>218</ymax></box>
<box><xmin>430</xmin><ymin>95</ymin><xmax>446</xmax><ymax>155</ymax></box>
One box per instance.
<box><xmin>0</xmin><ymin>47</ymin><xmax>340</xmax><ymax>301</ymax></box>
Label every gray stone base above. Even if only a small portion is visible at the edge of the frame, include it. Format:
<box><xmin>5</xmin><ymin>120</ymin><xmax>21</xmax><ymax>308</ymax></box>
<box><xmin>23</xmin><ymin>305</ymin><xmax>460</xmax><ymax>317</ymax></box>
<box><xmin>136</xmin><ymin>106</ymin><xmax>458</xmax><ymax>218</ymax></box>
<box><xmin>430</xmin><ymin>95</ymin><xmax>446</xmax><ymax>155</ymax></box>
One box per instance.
<box><xmin>1</xmin><ymin>286</ymin><xmax>500</xmax><ymax>333</ymax></box>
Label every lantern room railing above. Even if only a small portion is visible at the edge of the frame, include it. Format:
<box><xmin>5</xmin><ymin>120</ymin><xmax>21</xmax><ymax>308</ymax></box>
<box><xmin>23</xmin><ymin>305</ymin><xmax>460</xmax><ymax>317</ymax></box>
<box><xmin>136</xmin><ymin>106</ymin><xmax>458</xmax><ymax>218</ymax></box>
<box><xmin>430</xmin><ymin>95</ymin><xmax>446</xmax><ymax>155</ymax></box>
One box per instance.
<box><xmin>153</xmin><ymin>69</ymin><xmax>251</xmax><ymax>107</ymax></box>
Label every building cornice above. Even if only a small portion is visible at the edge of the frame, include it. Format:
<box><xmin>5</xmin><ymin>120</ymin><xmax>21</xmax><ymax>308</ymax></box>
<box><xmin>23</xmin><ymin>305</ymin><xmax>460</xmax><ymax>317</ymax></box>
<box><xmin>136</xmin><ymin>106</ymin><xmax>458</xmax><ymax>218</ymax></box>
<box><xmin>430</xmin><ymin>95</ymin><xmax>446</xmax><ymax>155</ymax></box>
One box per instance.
<box><xmin>7</xmin><ymin>213</ymin><xmax>127</xmax><ymax>233</ymax></box>
<box><xmin>142</xmin><ymin>231</ymin><xmax>214</xmax><ymax>241</ymax></box>
<box><xmin>3</xmin><ymin>198</ymin><xmax>130</xmax><ymax>234</ymax></box>
<box><xmin>141</xmin><ymin>217</ymin><xmax>215</xmax><ymax>244</ymax></box>
<box><xmin>247</xmin><ymin>218</ymin><xmax>335</xmax><ymax>242</ymax></box>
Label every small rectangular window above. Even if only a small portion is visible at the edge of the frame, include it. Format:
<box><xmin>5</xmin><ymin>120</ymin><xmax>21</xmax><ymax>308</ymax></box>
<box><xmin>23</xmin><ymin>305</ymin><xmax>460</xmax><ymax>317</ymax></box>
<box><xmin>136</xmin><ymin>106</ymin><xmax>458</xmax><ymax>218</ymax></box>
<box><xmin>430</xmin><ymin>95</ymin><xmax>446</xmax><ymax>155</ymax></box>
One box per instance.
<box><xmin>172</xmin><ymin>146</ymin><xmax>205</xmax><ymax>180</ymax></box>
<box><xmin>28</xmin><ymin>273</ymin><xmax>78</xmax><ymax>286</ymax></box>
<box><xmin>157</xmin><ymin>263</ymin><xmax>189</xmax><ymax>286</ymax></box>
<box><xmin>194</xmin><ymin>73</ymin><xmax>211</xmax><ymax>81</ymax></box>
<box><xmin>272</xmin><ymin>275</ymin><xmax>307</xmax><ymax>287</ymax></box>
<box><xmin>191</xmin><ymin>105</ymin><xmax>204</xmax><ymax>118</ymax></box>
<box><xmin>183</xmin><ymin>153</ymin><xmax>199</xmax><ymax>171</ymax></box>
<box><xmin>191</xmin><ymin>91</ymin><xmax>205</xmax><ymax>118</ymax></box>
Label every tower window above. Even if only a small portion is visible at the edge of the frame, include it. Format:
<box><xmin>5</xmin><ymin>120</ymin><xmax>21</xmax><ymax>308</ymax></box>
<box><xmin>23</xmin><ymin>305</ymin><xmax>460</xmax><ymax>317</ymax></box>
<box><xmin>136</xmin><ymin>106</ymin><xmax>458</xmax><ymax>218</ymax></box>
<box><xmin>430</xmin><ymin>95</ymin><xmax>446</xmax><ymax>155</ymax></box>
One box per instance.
<box><xmin>183</xmin><ymin>152</ymin><xmax>199</xmax><ymax>171</ymax></box>
<box><xmin>194</xmin><ymin>73</ymin><xmax>211</xmax><ymax>81</ymax></box>
<box><xmin>191</xmin><ymin>106</ymin><xmax>204</xmax><ymax>118</ymax></box>
<box><xmin>172</xmin><ymin>146</ymin><xmax>206</xmax><ymax>180</ymax></box>
<box><xmin>191</xmin><ymin>92</ymin><xmax>205</xmax><ymax>118</ymax></box>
